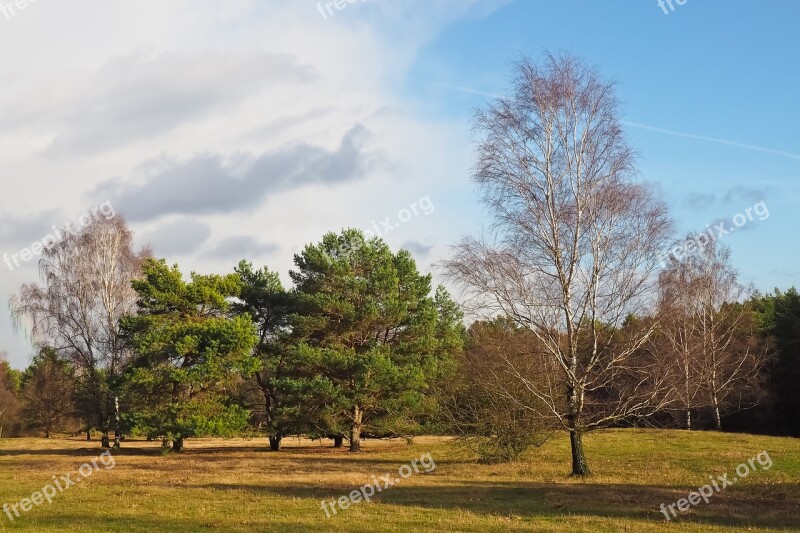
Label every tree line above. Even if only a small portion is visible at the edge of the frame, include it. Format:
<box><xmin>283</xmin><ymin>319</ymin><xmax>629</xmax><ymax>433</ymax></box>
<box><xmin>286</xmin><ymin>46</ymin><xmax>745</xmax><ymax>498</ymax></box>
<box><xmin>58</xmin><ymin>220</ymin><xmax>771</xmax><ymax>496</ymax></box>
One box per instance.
<box><xmin>4</xmin><ymin>221</ymin><xmax>464</xmax><ymax>453</ymax></box>
<box><xmin>1</xmin><ymin>53</ymin><xmax>797</xmax><ymax>477</ymax></box>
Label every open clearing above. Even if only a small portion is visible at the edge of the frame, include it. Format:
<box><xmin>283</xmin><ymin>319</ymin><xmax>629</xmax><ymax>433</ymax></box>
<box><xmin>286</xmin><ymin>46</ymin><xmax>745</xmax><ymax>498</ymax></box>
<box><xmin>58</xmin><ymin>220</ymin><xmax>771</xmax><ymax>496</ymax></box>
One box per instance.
<box><xmin>0</xmin><ymin>430</ymin><xmax>798</xmax><ymax>532</ymax></box>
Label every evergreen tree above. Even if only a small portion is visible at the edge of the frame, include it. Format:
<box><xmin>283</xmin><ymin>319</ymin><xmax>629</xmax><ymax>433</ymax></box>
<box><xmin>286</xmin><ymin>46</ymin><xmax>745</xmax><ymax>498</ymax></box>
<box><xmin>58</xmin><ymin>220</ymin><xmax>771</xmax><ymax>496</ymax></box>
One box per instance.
<box><xmin>122</xmin><ymin>259</ymin><xmax>259</xmax><ymax>452</ymax></box>
<box><xmin>289</xmin><ymin>229</ymin><xmax>461</xmax><ymax>451</ymax></box>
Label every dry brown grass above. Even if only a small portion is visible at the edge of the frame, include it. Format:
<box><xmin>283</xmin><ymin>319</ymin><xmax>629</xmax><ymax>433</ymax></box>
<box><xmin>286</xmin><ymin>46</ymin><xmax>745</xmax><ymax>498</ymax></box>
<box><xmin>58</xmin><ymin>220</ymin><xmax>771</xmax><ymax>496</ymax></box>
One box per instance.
<box><xmin>0</xmin><ymin>430</ymin><xmax>798</xmax><ymax>532</ymax></box>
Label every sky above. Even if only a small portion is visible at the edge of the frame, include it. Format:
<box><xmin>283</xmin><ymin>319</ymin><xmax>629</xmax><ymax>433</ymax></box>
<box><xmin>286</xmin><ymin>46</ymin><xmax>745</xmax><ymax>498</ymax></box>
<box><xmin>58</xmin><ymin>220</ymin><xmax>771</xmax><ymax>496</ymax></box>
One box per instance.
<box><xmin>0</xmin><ymin>0</ymin><xmax>798</xmax><ymax>369</ymax></box>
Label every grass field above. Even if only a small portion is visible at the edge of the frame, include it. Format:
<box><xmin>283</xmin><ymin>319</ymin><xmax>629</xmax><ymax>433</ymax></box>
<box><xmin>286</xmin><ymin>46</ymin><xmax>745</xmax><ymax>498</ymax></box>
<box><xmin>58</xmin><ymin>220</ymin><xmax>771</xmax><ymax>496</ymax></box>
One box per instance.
<box><xmin>0</xmin><ymin>430</ymin><xmax>798</xmax><ymax>532</ymax></box>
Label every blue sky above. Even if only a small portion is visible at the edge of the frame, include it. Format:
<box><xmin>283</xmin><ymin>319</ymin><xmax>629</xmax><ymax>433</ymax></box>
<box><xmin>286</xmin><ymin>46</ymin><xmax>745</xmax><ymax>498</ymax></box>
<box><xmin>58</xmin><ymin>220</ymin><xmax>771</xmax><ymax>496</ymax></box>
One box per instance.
<box><xmin>0</xmin><ymin>0</ymin><xmax>797</xmax><ymax>367</ymax></box>
<box><xmin>401</xmin><ymin>0</ymin><xmax>800</xmax><ymax>291</ymax></box>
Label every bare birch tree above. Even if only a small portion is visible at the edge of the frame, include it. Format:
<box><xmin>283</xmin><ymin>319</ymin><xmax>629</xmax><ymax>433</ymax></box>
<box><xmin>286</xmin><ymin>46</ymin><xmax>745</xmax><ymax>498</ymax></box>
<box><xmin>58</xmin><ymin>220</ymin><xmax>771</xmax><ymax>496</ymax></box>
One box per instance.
<box><xmin>657</xmin><ymin>246</ymin><xmax>706</xmax><ymax>429</ymax></box>
<box><xmin>9</xmin><ymin>216</ymin><xmax>149</xmax><ymax>446</ymax></box>
<box><xmin>660</xmin><ymin>241</ymin><xmax>770</xmax><ymax>430</ymax></box>
<box><xmin>441</xmin><ymin>53</ymin><xmax>674</xmax><ymax>475</ymax></box>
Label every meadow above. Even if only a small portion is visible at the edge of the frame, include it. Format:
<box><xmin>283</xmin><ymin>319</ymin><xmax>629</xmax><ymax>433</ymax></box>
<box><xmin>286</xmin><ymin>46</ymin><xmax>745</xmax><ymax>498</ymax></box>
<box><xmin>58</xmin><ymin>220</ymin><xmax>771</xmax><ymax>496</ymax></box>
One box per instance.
<box><xmin>0</xmin><ymin>430</ymin><xmax>798</xmax><ymax>532</ymax></box>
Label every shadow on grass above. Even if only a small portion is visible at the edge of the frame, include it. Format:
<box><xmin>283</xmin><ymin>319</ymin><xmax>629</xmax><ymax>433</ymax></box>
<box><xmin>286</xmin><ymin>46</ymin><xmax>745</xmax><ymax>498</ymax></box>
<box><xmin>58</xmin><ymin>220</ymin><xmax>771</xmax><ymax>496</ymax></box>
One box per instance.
<box><xmin>0</xmin><ymin>514</ymin><xmax>325</xmax><ymax>533</ymax></box>
<box><xmin>0</xmin><ymin>448</ymin><xmax>117</xmax><ymax>458</ymax></box>
<box><xmin>0</xmin><ymin>446</ymin><xmax>462</xmax><ymax>474</ymax></box>
<box><xmin>0</xmin><ymin>442</ymin><xmax>421</xmax><ymax>456</ymax></box>
<box><xmin>0</xmin><ymin>446</ymin><xmax>165</xmax><ymax>458</ymax></box>
<box><xmin>197</xmin><ymin>480</ymin><xmax>800</xmax><ymax>530</ymax></box>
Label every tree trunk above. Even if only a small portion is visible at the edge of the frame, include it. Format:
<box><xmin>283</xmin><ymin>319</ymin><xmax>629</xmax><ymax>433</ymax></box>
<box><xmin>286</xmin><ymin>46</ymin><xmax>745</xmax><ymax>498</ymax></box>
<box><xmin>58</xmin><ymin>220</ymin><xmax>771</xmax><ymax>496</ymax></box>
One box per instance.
<box><xmin>333</xmin><ymin>435</ymin><xmax>344</xmax><ymax>448</ymax></box>
<box><xmin>86</xmin><ymin>429</ymin><xmax>91</xmax><ymax>441</ymax></box>
<box><xmin>113</xmin><ymin>396</ymin><xmax>121</xmax><ymax>449</ymax></box>
<box><xmin>349</xmin><ymin>405</ymin><xmax>363</xmax><ymax>453</ymax></box>
<box><xmin>101</xmin><ymin>416</ymin><xmax>111</xmax><ymax>447</ymax></box>
<box><xmin>172</xmin><ymin>436</ymin><xmax>184</xmax><ymax>453</ymax></box>
<box><xmin>269</xmin><ymin>434</ymin><xmax>282</xmax><ymax>451</ymax></box>
<box><xmin>566</xmin><ymin>382</ymin><xmax>590</xmax><ymax>476</ymax></box>
<box><xmin>711</xmin><ymin>363</ymin><xmax>723</xmax><ymax>431</ymax></box>
<box><xmin>684</xmin><ymin>359</ymin><xmax>692</xmax><ymax>430</ymax></box>
<box><xmin>569</xmin><ymin>430</ymin><xmax>590</xmax><ymax>477</ymax></box>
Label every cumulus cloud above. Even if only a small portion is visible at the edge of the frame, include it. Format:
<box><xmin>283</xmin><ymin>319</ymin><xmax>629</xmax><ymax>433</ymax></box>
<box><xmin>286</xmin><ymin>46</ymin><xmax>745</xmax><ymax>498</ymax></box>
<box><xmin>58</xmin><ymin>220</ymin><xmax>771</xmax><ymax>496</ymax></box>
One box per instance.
<box><xmin>723</xmin><ymin>186</ymin><xmax>766</xmax><ymax>204</ymax></box>
<box><xmin>401</xmin><ymin>240</ymin><xmax>434</xmax><ymax>258</ymax></box>
<box><xmin>0</xmin><ymin>50</ymin><xmax>314</xmax><ymax>156</ymax></box>
<box><xmin>89</xmin><ymin>124</ymin><xmax>373</xmax><ymax>222</ymax></box>
<box><xmin>686</xmin><ymin>192</ymin><xmax>716</xmax><ymax>210</ymax></box>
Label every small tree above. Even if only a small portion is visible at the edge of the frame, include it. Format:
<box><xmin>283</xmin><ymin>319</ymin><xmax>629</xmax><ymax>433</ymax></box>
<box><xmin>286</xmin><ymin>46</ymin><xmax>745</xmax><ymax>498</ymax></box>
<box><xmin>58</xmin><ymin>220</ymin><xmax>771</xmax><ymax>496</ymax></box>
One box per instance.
<box><xmin>21</xmin><ymin>348</ymin><xmax>76</xmax><ymax>438</ymax></box>
<box><xmin>444</xmin><ymin>318</ymin><xmax>557</xmax><ymax>463</ymax></box>
<box><xmin>122</xmin><ymin>259</ymin><xmax>259</xmax><ymax>452</ymax></box>
<box><xmin>0</xmin><ymin>354</ymin><xmax>22</xmax><ymax>438</ymax></box>
<box><xmin>290</xmin><ymin>230</ymin><xmax>461</xmax><ymax>452</ymax></box>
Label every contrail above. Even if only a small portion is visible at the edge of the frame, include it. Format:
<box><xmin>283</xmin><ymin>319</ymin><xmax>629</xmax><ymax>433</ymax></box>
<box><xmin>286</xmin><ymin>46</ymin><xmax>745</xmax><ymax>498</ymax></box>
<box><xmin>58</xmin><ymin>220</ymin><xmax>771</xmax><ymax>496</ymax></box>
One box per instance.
<box><xmin>407</xmin><ymin>78</ymin><xmax>503</xmax><ymax>99</ymax></box>
<box><xmin>621</xmin><ymin>121</ymin><xmax>800</xmax><ymax>161</ymax></box>
<box><xmin>412</xmin><ymin>78</ymin><xmax>800</xmax><ymax>161</ymax></box>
